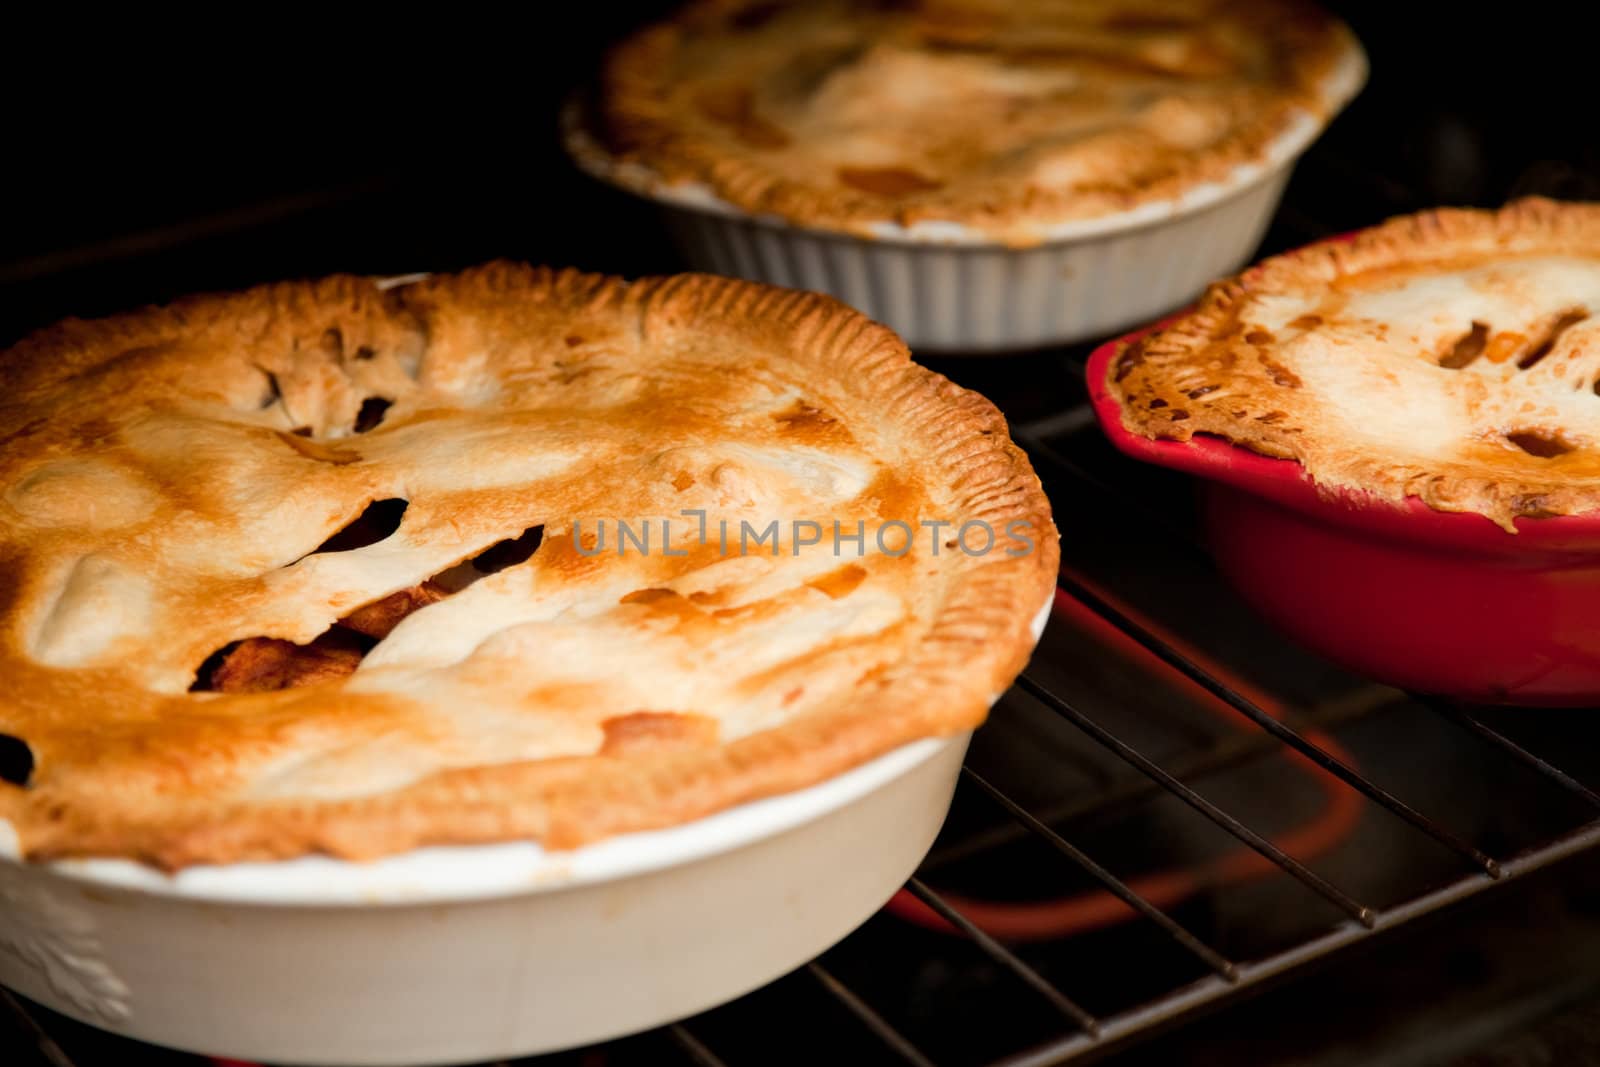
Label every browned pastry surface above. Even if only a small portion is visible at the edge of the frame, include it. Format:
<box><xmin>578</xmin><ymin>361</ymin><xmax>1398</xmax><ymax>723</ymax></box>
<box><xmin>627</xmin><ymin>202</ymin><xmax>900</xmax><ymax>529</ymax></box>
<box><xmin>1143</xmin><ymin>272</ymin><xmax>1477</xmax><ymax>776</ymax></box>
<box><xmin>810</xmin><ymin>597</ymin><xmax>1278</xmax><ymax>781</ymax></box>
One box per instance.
<box><xmin>583</xmin><ymin>0</ymin><xmax>1364</xmax><ymax>244</ymax></box>
<box><xmin>1108</xmin><ymin>198</ymin><xmax>1600</xmax><ymax>530</ymax></box>
<box><xmin>0</xmin><ymin>266</ymin><xmax>1057</xmax><ymax>868</ymax></box>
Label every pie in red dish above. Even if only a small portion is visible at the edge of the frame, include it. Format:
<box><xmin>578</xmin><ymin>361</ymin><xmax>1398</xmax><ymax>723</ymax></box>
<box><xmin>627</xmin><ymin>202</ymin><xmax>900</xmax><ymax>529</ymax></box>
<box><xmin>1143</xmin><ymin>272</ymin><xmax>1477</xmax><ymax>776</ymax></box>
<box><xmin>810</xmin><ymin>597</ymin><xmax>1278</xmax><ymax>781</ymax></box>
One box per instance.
<box><xmin>1094</xmin><ymin>199</ymin><xmax>1600</xmax><ymax>705</ymax></box>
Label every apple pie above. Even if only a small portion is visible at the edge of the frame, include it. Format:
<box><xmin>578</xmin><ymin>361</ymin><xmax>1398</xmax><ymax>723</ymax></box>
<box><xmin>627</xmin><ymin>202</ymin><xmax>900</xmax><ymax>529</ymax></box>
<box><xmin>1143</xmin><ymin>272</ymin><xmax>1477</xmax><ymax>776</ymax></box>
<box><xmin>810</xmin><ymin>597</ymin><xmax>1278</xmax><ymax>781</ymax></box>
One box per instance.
<box><xmin>0</xmin><ymin>266</ymin><xmax>1057</xmax><ymax>868</ymax></box>
<box><xmin>584</xmin><ymin>0</ymin><xmax>1365</xmax><ymax>243</ymax></box>
<box><xmin>1108</xmin><ymin>197</ymin><xmax>1600</xmax><ymax>531</ymax></box>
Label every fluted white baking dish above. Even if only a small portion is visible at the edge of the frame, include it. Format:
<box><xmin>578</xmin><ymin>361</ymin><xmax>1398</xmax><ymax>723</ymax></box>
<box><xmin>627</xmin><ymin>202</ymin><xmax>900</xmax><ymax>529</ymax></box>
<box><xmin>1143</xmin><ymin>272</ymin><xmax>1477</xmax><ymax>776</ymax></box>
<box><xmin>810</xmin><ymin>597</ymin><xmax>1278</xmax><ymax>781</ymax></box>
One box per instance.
<box><xmin>563</xmin><ymin>42</ymin><xmax>1365</xmax><ymax>353</ymax></box>
<box><xmin>0</xmin><ymin>602</ymin><xmax>1049</xmax><ymax>1066</ymax></box>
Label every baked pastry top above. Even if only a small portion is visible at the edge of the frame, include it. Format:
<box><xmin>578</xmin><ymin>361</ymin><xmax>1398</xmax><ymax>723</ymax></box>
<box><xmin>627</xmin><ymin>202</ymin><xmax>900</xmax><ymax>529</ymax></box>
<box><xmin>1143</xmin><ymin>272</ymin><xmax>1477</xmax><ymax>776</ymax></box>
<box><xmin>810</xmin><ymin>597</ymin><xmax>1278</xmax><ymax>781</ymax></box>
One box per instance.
<box><xmin>1108</xmin><ymin>198</ymin><xmax>1600</xmax><ymax>531</ymax></box>
<box><xmin>580</xmin><ymin>0</ymin><xmax>1364</xmax><ymax>244</ymax></box>
<box><xmin>0</xmin><ymin>266</ymin><xmax>1056</xmax><ymax>868</ymax></box>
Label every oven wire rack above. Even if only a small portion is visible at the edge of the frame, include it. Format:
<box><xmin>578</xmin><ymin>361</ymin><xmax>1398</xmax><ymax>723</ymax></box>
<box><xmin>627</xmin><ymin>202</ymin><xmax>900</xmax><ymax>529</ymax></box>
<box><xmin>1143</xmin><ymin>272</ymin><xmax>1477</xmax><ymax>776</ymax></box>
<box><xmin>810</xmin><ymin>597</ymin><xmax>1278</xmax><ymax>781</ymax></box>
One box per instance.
<box><xmin>645</xmin><ymin>415</ymin><xmax>1600</xmax><ymax>1067</ymax></box>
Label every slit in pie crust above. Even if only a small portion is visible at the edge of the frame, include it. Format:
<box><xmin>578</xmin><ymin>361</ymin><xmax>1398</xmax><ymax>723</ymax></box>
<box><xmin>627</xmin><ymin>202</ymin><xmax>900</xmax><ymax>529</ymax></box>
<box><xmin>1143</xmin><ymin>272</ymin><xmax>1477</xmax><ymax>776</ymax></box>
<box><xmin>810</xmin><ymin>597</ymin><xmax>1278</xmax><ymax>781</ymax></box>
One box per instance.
<box><xmin>0</xmin><ymin>266</ymin><xmax>1057</xmax><ymax>868</ymax></box>
<box><xmin>1107</xmin><ymin>197</ymin><xmax>1600</xmax><ymax>531</ymax></box>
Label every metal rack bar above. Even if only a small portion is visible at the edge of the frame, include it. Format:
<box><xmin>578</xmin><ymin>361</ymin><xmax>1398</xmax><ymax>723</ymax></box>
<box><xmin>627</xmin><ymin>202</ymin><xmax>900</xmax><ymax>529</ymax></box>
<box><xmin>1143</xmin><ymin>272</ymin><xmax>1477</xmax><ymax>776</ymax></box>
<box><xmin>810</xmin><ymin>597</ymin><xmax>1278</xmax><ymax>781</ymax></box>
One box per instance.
<box><xmin>959</xmin><ymin>768</ymin><xmax>1237</xmax><ymax>981</ymax></box>
<box><xmin>0</xmin><ymin>992</ymin><xmax>75</xmax><ymax>1067</ymax></box>
<box><xmin>1009</xmin><ymin>428</ymin><xmax>1117</xmax><ymax>502</ymax></box>
<box><xmin>1431</xmin><ymin>705</ymin><xmax>1600</xmax><ymax>809</ymax></box>
<box><xmin>1010</xmin><ymin>427</ymin><xmax>1197</xmax><ymax>548</ymax></box>
<box><xmin>812</xmin><ymin>966</ymin><xmax>934</xmax><ymax>1067</ymax></box>
<box><xmin>1010</xmin><ymin>405</ymin><xmax>1100</xmax><ymax>440</ymax></box>
<box><xmin>1056</xmin><ymin>573</ymin><xmax>1502</xmax><ymax>879</ymax></box>
<box><xmin>1024</xmin><ymin>402</ymin><xmax>1500</xmax><ymax>880</ymax></box>
<box><xmin>904</xmin><ymin>878</ymin><xmax>1102</xmax><ymax>1034</ymax></box>
<box><xmin>1003</xmin><ymin>719</ymin><xmax>1120</xmax><ymax>789</ymax></box>
<box><xmin>1016</xmin><ymin>674</ymin><xmax>1376</xmax><ymax>926</ymax></box>
<box><xmin>669</xmin><ymin>1024</ymin><xmax>730</xmax><ymax>1067</ymax></box>
<box><xmin>928</xmin><ymin>686</ymin><xmax>1400</xmax><ymax>869</ymax></box>
<box><xmin>806</xmin><ymin>963</ymin><xmax>938</xmax><ymax>1067</ymax></box>
<box><xmin>993</xmin><ymin>816</ymin><xmax>1600</xmax><ymax>1067</ymax></box>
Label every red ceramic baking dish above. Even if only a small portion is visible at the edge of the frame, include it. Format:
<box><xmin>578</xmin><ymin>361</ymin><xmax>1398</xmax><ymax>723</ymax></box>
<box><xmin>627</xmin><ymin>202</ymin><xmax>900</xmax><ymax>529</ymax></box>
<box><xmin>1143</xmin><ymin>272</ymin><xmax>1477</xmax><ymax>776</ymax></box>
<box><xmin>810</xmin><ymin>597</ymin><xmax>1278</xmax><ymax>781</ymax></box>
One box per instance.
<box><xmin>1088</xmin><ymin>323</ymin><xmax>1600</xmax><ymax>708</ymax></box>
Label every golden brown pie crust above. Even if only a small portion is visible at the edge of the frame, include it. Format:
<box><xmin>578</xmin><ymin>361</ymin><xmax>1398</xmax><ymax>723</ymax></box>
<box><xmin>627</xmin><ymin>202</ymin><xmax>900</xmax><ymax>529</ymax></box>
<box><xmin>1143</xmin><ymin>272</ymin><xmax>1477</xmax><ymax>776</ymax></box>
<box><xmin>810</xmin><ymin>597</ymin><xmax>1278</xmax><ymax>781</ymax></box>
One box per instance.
<box><xmin>1108</xmin><ymin>197</ymin><xmax>1600</xmax><ymax>530</ymax></box>
<box><xmin>584</xmin><ymin>0</ymin><xmax>1364</xmax><ymax>244</ymax></box>
<box><xmin>0</xmin><ymin>266</ymin><xmax>1057</xmax><ymax>868</ymax></box>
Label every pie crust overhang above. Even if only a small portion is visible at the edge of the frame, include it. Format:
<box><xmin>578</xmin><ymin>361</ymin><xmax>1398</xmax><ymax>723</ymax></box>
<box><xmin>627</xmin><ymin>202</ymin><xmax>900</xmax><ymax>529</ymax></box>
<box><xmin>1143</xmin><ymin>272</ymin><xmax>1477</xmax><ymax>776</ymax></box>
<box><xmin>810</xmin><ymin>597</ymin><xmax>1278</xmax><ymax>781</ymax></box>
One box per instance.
<box><xmin>585</xmin><ymin>0</ymin><xmax>1365</xmax><ymax>243</ymax></box>
<box><xmin>0</xmin><ymin>265</ymin><xmax>1057</xmax><ymax>869</ymax></box>
<box><xmin>1108</xmin><ymin>197</ymin><xmax>1600</xmax><ymax>531</ymax></box>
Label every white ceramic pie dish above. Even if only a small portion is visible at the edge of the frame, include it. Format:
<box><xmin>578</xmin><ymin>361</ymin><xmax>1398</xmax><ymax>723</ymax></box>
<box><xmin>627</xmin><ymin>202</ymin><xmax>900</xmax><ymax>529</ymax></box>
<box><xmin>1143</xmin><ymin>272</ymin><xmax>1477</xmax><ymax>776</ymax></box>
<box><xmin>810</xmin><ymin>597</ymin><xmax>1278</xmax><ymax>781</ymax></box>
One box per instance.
<box><xmin>563</xmin><ymin>43</ymin><xmax>1365</xmax><ymax>353</ymax></box>
<box><xmin>0</xmin><ymin>602</ymin><xmax>1049</xmax><ymax>1066</ymax></box>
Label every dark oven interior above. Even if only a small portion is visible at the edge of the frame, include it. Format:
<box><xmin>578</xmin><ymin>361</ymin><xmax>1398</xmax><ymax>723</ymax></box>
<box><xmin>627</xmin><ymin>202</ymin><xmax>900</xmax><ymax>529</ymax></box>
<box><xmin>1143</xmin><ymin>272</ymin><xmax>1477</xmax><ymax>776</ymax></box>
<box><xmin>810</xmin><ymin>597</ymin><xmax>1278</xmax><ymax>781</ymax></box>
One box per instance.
<box><xmin>7</xmin><ymin>4</ymin><xmax>1600</xmax><ymax>1065</ymax></box>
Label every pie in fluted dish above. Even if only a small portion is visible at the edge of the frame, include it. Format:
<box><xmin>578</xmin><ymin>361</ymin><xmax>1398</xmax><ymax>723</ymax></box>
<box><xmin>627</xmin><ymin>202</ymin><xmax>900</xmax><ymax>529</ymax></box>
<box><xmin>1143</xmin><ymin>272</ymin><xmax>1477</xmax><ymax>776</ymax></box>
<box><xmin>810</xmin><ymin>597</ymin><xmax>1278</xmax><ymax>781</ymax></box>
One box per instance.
<box><xmin>1108</xmin><ymin>197</ymin><xmax>1600</xmax><ymax>531</ymax></box>
<box><xmin>576</xmin><ymin>0</ymin><xmax>1365</xmax><ymax>244</ymax></box>
<box><xmin>0</xmin><ymin>266</ymin><xmax>1057</xmax><ymax>868</ymax></box>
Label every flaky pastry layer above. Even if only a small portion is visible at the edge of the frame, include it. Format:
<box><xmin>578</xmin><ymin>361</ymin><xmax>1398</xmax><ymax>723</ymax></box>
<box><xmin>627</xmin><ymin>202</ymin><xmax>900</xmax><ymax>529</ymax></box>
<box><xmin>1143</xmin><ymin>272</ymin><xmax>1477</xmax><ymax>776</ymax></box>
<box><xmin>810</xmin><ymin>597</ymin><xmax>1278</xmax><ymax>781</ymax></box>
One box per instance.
<box><xmin>585</xmin><ymin>0</ymin><xmax>1363</xmax><ymax>245</ymax></box>
<box><xmin>0</xmin><ymin>266</ymin><xmax>1056</xmax><ymax>868</ymax></box>
<box><xmin>1109</xmin><ymin>197</ymin><xmax>1600</xmax><ymax>530</ymax></box>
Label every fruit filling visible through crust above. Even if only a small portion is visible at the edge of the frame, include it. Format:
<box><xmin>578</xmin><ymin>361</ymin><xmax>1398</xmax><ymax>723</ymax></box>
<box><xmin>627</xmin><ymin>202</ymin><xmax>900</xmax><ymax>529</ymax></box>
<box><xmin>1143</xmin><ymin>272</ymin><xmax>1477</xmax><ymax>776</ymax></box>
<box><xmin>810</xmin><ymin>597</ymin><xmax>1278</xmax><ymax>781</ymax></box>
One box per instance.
<box><xmin>0</xmin><ymin>265</ymin><xmax>1057</xmax><ymax>868</ymax></box>
<box><xmin>194</xmin><ymin>517</ymin><xmax>544</xmax><ymax>694</ymax></box>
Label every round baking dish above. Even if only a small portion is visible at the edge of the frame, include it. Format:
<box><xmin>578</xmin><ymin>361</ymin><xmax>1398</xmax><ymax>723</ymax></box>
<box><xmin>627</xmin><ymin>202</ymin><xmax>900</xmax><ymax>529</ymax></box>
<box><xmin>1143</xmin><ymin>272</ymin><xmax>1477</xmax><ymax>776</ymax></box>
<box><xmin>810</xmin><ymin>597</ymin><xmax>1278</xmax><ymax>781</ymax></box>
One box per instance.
<box><xmin>562</xmin><ymin>42</ymin><xmax>1365</xmax><ymax>354</ymax></box>
<box><xmin>0</xmin><ymin>736</ymin><xmax>966</xmax><ymax>1065</ymax></box>
<box><xmin>1088</xmin><ymin>327</ymin><xmax>1600</xmax><ymax>707</ymax></box>
<box><xmin>0</xmin><ymin>601</ymin><xmax>1051</xmax><ymax>1065</ymax></box>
